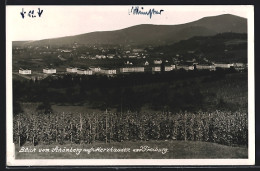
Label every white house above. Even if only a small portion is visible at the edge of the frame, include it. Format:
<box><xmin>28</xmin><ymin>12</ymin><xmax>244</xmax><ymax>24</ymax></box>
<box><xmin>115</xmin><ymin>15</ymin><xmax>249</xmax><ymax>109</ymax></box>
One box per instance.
<box><xmin>89</xmin><ymin>66</ymin><xmax>101</xmax><ymax>72</ymax></box>
<box><xmin>19</xmin><ymin>68</ymin><xmax>31</xmax><ymax>75</ymax></box>
<box><xmin>95</xmin><ymin>55</ymin><xmax>102</xmax><ymax>59</ymax></box>
<box><xmin>154</xmin><ymin>59</ymin><xmax>162</xmax><ymax>64</ymax></box>
<box><xmin>177</xmin><ymin>65</ymin><xmax>194</xmax><ymax>70</ymax></box>
<box><xmin>164</xmin><ymin>66</ymin><xmax>172</xmax><ymax>71</ymax></box>
<box><xmin>134</xmin><ymin>67</ymin><xmax>145</xmax><ymax>72</ymax></box>
<box><xmin>214</xmin><ymin>63</ymin><xmax>234</xmax><ymax>68</ymax></box>
<box><xmin>125</xmin><ymin>61</ymin><xmax>133</xmax><ymax>65</ymax></box>
<box><xmin>133</xmin><ymin>49</ymin><xmax>144</xmax><ymax>53</ymax></box>
<box><xmin>233</xmin><ymin>63</ymin><xmax>246</xmax><ymax>71</ymax></box>
<box><xmin>107</xmin><ymin>54</ymin><xmax>115</xmax><ymax>59</ymax></box>
<box><xmin>77</xmin><ymin>68</ymin><xmax>93</xmax><ymax>75</ymax></box>
<box><xmin>144</xmin><ymin>61</ymin><xmax>149</xmax><ymax>66</ymax></box>
<box><xmin>196</xmin><ymin>64</ymin><xmax>216</xmax><ymax>71</ymax></box>
<box><xmin>120</xmin><ymin>67</ymin><xmax>145</xmax><ymax>73</ymax></box>
<box><xmin>152</xmin><ymin>66</ymin><xmax>161</xmax><ymax>72</ymax></box>
<box><xmin>171</xmin><ymin>64</ymin><xmax>176</xmax><ymax>70</ymax></box>
<box><xmin>234</xmin><ymin>63</ymin><xmax>245</xmax><ymax>67</ymax></box>
<box><xmin>100</xmin><ymin>68</ymin><xmax>117</xmax><ymax>75</ymax></box>
<box><xmin>43</xmin><ymin>68</ymin><xmax>56</xmax><ymax>74</ymax></box>
<box><xmin>66</xmin><ymin>67</ymin><xmax>77</xmax><ymax>73</ymax></box>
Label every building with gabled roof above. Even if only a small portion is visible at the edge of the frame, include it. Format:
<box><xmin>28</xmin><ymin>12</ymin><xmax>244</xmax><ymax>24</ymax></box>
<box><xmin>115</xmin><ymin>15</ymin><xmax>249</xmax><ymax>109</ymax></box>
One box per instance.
<box><xmin>100</xmin><ymin>67</ymin><xmax>117</xmax><ymax>75</ymax></box>
<box><xmin>120</xmin><ymin>66</ymin><xmax>145</xmax><ymax>73</ymax></box>
<box><xmin>196</xmin><ymin>64</ymin><xmax>216</xmax><ymax>71</ymax></box>
<box><xmin>43</xmin><ymin>68</ymin><xmax>56</xmax><ymax>74</ymax></box>
<box><xmin>77</xmin><ymin>68</ymin><xmax>93</xmax><ymax>75</ymax></box>
<box><xmin>152</xmin><ymin>65</ymin><xmax>161</xmax><ymax>72</ymax></box>
<box><xmin>89</xmin><ymin>66</ymin><xmax>101</xmax><ymax>72</ymax></box>
<box><xmin>66</xmin><ymin>67</ymin><xmax>77</xmax><ymax>73</ymax></box>
<box><xmin>19</xmin><ymin>68</ymin><xmax>31</xmax><ymax>75</ymax></box>
<box><xmin>177</xmin><ymin>65</ymin><xmax>194</xmax><ymax>70</ymax></box>
<box><xmin>213</xmin><ymin>62</ymin><xmax>234</xmax><ymax>69</ymax></box>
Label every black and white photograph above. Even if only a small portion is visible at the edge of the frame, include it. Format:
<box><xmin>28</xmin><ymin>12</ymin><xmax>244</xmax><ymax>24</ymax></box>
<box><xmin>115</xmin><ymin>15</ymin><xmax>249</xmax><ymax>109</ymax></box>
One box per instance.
<box><xmin>6</xmin><ymin>5</ymin><xmax>255</xmax><ymax>166</ymax></box>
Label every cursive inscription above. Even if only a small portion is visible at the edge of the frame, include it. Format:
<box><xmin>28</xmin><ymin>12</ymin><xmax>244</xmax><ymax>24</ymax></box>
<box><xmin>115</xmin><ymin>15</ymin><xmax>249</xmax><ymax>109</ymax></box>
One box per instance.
<box><xmin>129</xmin><ymin>6</ymin><xmax>164</xmax><ymax>19</ymax></box>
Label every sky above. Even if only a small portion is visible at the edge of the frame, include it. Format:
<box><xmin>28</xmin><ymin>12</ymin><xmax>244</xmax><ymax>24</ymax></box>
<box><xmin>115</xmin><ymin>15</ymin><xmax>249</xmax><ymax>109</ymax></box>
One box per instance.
<box><xmin>6</xmin><ymin>5</ymin><xmax>252</xmax><ymax>41</ymax></box>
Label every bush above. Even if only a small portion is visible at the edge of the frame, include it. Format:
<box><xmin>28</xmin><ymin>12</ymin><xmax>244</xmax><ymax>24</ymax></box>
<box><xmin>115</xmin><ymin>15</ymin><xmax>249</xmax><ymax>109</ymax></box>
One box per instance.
<box><xmin>36</xmin><ymin>101</ymin><xmax>53</xmax><ymax>114</ymax></box>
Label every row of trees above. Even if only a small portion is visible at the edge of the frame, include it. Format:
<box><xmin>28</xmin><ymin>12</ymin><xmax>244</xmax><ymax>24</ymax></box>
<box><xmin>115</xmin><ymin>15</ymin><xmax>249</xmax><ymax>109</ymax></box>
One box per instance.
<box><xmin>13</xmin><ymin>69</ymin><xmax>245</xmax><ymax>113</ymax></box>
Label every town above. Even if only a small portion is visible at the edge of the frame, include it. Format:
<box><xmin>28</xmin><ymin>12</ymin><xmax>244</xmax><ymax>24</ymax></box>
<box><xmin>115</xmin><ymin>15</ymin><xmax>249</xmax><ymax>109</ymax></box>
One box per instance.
<box><xmin>17</xmin><ymin>59</ymin><xmax>247</xmax><ymax>81</ymax></box>
<box><xmin>13</xmin><ymin>31</ymin><xmax>248</xmax><ymax>81</ymax></box>
<box><xmin>14</xmin><ymin>45</ymin><xmax>247</xmax><ymax>81</ymax></box>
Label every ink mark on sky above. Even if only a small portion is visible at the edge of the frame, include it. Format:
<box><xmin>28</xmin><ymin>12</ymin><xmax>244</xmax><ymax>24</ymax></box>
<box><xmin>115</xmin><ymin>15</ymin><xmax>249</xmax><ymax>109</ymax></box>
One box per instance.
<box><xmin>20</xmin><ymin>8</ymin><xmax>43</xmax><ymax>19</ymax></box>
<box><xmin>128</xmin><ymin>6</ymin><xmax>164</xmax><ymax>19</ymax></box>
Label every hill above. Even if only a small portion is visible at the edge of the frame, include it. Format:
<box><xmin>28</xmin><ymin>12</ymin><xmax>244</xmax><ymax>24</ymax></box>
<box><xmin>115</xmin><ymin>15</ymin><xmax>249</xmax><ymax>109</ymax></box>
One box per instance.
<box><xmin>13</xmin><ymin>14</ymin><xmax>247</xmax><ymax>47</ymax></box>
<box><xmin>151</xmin><ymin>32</ymin><xmax>247</xmax><ymax>63</ymax></box>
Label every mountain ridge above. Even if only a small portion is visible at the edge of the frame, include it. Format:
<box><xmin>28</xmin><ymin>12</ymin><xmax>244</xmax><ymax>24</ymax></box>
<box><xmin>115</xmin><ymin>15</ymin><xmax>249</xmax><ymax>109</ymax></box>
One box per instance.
<box><xmin>13</xmin><ymin>14</ymin><xmax>247</xmax><ymax>47</ymax></box>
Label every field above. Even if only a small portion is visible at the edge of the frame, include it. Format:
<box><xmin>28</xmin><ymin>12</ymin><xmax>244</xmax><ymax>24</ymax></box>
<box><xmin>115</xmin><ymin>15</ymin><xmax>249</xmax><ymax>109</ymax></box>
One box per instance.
<box><xmin>15</xmin><ymin>140</ymin><xmax>247</xmax><ymax>159</ymax></box>
<box><xmin>13</xmin><ymin>71</ymin><xmax>248</xmax><ymax>159</ymax></box>
<box><xmin>14</xmin><ymin>110</ymin><xmax>248</xmax><ymax>151</ymax></box>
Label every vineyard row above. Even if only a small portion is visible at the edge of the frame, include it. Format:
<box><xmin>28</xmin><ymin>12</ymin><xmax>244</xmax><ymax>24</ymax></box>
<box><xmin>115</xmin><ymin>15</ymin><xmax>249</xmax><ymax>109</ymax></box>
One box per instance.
<box><xmin>13</xmin><ymin>110</ymin><xmax>248</xmax><ymax>147</ymax></box>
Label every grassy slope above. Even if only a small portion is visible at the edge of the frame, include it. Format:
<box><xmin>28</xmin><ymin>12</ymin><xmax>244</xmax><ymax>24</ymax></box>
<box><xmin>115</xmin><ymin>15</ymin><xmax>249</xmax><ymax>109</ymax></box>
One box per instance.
<box><xmin>201</xmin><ymin>73</ymin><xmax>248</xmax><ymax>109</ymax></box>
<box><xmin>15</xmin><ymin>140</ymin><xmax>247</xmax><ymax>159</ymax></box>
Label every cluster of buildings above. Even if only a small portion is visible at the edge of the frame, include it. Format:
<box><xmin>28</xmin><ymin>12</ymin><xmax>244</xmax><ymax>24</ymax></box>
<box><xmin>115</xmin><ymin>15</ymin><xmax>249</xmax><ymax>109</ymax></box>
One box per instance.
<box><xmin>18</xmin><ymin>60</ymin><xmax>247</xmax><ymax>77</ymax></box>
<box><xmin>66</xmin><ymin>67</ymin><xmax>117</xmax><ymax>75</ymax></box>
<box><xmin>79</xmin><ymin>48</ymin><xmax>148</xmax><ymax>60</ymax></box>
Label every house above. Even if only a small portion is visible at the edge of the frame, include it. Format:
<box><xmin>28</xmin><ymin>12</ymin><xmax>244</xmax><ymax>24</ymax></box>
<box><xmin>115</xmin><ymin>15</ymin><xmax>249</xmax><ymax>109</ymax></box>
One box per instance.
<box><xmin>196</xmin><ymin>64</ymin><xmax>216</xmax><ymax>71</ymax></box>
<box><xmin>154</xmin><ymin>59</ymin><xmax>162</xmax><ymax>64</ymax></box>
<box><xmin>19</xmin><ymin>68</ymin><xmax>31</xmax><ymax>75</ymax></box>
<box><xmin>234</xmin><ymin>63</ymin><xmax>245</xmax><ymax>67</ymax></box>
<box><xmin>233</xmin><ymin>63</ymin><xmax>246</xmax><ymax>71</ymax></box>
<box><xmin>95</xmin><ymin>55</ymin><xmax>102</xmax><ymax>59</ymax></box>
<box><xmin>89</xmin><ymin>66</ymin><xmax>101</xmax><ymax>72</ymax></box>
<box><xmin>120</xmin><ymin>67</ymin><xmax>132</xmax><ymax>73</ymax></box>
<box><xmin>100</xmin><ymin>68</ymin><xmax>117</xmax><ymax>75</ymax></box>
<box><xmin>171</xmin><ymin>65</ymin><xmax>176</xmax><ymax>70</ymax></box>
<box><xmin>66</xmin><ymin>67</ymin><xmax>77</xmax><ymax>73</ymax></box>
<box><xmin>163</xmin><ymin>64</ymin><xmax>176</xmax><ymax>71</ymax></box>
<box><xmin>177</xmin><ymin>65</ymin><xmax>194</xmax><ymax>70</ymax></box>
<box><xmin>133</xmin><ymin>49</ymin><xmax>144</xmax><ymax>53</ymax></box>
<box><xmin>125</xmin><ymin>61</ymin><xmax>133</xmax><ymax>65</ymax></box>
<box><xmin>77</xmin><ymin>68</ymin><xmax>93</xmax><ymax>75</ymax></box>
<box><xmin>144</xmin><ymin>61</ymin><xmax>149</xmax><ymax>66</ymax></box>
<box><xmin>214</xmin><ymin>63</ymin><xmax>234</xmax><ymax>68</ymax></box>
<box><xmin>152</xmin><ymin>66</ymin><xmax>161</xmax><ymax>72</ymax></box>
<box><xmin>107</xmin><ymin>54</ymin><xmax>115</xmax><ymax>59</ymax></box>
<box><xmin>43</xmin><ymin>68</ymin><xmax>56</xmax><ymax>74</ymax></box>
<box><xmin>120</xmin><ymin>67</ymin><xmax>145</xmax><ymax>73</ymax></box>
<box><xmin>164</xmin><ymin>65</ymin><xmax>172</xmax><ymax>71</ymax></box>
<box><xmin>134</xmin><ymin>67</ymin><xmax>145</xmax><ymax>72</ymax></box>
<box><xmin>129</xmin><ymin>56</ymin><xmax>137</xmax><ymax>58</ymax></box>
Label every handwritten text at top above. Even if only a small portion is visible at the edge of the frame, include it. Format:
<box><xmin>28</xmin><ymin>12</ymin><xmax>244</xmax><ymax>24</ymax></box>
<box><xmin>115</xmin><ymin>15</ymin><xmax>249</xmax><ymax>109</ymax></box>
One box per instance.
<box><xmin>20</xmin><ymin>8</ymin><xmax>43</xmax><ymax>19</ymax></box>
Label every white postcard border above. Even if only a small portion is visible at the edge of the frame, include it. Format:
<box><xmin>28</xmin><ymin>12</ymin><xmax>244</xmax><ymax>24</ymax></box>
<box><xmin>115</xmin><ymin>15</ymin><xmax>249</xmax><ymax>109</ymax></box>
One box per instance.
<box><xmin>6</xmin><ymin>5</ymin><xmax>255</xmax><ymax>166</ymax></box>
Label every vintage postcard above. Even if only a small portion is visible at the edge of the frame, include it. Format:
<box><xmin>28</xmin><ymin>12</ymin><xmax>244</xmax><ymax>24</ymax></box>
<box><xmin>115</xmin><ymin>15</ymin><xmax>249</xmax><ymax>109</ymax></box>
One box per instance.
<box><xmin>6</xmin><ymin>5</ymin><xmax>255</xmax><ymax>166</ymax></box>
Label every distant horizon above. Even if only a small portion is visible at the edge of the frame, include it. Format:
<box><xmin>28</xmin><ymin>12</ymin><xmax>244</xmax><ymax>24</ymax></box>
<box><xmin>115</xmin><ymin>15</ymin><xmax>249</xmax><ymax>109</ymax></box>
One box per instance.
<box><xmin>7</xmin><ymin>5</ymin><xmax>250</xmax><ymax>41</ymax></box>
